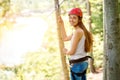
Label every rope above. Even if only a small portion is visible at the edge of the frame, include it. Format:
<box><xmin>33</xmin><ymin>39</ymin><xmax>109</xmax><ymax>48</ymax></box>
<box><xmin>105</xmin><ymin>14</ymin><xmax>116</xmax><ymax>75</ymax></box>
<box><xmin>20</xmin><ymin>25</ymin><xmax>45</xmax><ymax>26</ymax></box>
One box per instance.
<box><xmin>47</xmin><ymin>0</ymin><xmax>65</xmax><ymax>17</ymax></box>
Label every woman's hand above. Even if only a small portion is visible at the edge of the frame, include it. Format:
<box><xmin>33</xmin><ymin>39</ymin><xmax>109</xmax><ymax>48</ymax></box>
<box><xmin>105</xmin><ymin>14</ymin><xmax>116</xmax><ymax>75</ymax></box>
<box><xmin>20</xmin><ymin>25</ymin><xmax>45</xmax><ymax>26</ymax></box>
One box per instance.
<box><xmin>58</xmin><ymin>16</ymin><xmax>64</xmax><ymax>26</ymax></box>
<box><xmin>63</xmin><ymin>48</ymin><xmax>68</xmax><ymax>54</ymax></box>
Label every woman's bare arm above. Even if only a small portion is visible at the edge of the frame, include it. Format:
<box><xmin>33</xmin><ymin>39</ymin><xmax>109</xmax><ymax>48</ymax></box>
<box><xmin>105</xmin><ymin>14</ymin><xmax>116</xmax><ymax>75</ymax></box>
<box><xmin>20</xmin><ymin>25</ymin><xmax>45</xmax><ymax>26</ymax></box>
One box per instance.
<box><xmin>63</xmin><ymin>29</ymin><xmax>83</xmax><ymax>55</ymax></box>
<box><xmin>58</xmin><ymin>16</ymin><xmax>72</xmax><ymax>41</ymax></box>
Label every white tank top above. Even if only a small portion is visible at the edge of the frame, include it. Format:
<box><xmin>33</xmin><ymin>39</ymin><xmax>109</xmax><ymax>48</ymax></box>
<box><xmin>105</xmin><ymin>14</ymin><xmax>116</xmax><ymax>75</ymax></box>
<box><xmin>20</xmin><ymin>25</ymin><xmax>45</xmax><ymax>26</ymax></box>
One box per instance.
<box><xmin>70</xmin><ymin>34</ymin><xmax>87</xmax><ymax>60</ymax></box>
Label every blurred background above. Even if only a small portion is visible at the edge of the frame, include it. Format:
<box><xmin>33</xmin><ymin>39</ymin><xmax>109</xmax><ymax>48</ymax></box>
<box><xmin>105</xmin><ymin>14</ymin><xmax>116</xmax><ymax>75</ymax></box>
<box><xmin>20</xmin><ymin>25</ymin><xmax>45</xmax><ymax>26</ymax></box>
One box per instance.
<box><xmin>0</xmin><ymin>0</ymin><xmax>103</xmax><ymax>80</ymax></box>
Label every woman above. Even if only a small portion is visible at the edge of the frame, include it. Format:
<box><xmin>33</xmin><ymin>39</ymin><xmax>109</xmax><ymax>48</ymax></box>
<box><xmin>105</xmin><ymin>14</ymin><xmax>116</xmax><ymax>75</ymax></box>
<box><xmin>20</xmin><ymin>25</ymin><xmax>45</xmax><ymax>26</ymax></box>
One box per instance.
<box><xmin>58</xmin><ymin>8</ymin><xmax>93</xmax><ymax>80</ymax></box>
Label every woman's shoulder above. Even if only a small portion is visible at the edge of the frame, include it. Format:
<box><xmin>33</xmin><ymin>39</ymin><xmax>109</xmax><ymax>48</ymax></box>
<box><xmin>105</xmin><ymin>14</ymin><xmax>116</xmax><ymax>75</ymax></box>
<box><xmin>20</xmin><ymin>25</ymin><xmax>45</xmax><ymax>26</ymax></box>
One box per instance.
<box><xmin>75</xmin><ymin>28</ymin><xmax>84</xmax><ymax>35</ymax></box>
<box><xmin>72</xmin><ymin>28</ymin><xmax>84</xmax><ymax>39</ymax></box>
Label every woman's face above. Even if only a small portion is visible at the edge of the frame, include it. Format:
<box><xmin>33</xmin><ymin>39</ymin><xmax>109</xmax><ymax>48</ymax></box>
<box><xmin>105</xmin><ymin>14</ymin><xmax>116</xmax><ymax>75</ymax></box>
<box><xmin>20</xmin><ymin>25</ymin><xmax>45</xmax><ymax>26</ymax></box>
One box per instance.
<box><xmin>69</xmin><ymin>14</ymin><xmax>79</xmax><ymax>27</ymax></box>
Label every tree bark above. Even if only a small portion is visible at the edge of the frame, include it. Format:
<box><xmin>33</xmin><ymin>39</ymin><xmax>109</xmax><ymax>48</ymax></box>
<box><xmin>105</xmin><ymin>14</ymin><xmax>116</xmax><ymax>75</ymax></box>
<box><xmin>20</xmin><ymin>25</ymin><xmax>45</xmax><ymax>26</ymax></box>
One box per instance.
<box><xmin>103</xmin><ymin>0</ymin><xmax>120</xmax><ymax>80</ymax></box>
<box><xmin>54</xmin><ymin>0</ymin><xmax>70</xmax><ymax>80</ymax></box>
<box><xmin>86</xmin><ymin>0</ymin><xmax>97</xmax><ymax>73</ymax></box>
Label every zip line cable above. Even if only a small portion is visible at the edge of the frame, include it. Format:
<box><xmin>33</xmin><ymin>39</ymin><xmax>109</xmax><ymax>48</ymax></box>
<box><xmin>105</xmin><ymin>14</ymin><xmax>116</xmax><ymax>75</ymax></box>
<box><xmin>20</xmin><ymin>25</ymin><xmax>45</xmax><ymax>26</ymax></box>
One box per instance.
<box><xmin>47</xmin><ymin>0</ymin><xmax>86</xmax><ymax>17</ymax></box>
<box><xmin>47</xmin><ymin>0</ymin><xmax>65</xmax><ymax>17</ymax></box>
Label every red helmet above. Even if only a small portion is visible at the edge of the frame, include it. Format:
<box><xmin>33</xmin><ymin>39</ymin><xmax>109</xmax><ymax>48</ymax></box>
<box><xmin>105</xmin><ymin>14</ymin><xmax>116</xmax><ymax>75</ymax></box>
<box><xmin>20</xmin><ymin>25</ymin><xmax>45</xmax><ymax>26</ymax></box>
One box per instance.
<box><xmin>69</xmin><ymin>8</ymin><xmax>83</xmax><ymax>17</ymax></box>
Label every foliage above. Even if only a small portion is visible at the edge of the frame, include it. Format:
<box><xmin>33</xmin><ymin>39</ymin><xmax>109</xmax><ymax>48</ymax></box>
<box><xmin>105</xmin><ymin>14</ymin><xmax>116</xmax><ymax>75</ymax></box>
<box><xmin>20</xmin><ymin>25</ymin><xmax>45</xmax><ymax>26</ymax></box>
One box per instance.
<box><xmin>90</xmin><ymin>0</ymin><xmax>103</xmax><ymax>35</ymax></box>
<box><xmin>15</xmin><ymin>50</ymin><xmax>63</xmax><ymax>80</ymax></box>
<box><xmin>0</xmin><ymin>0</ymin><xmax>10</xmax><ymax>17</ymax></box>
<box><xmin>0</xmin><ymin>0</ymin><xmax>103</xmax><ymax>80</ymax></box>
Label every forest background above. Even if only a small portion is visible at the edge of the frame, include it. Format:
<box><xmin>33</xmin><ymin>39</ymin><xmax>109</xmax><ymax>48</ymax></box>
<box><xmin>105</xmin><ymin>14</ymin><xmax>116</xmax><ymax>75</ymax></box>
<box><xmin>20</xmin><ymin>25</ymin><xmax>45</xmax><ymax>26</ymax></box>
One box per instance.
<box><xmin>0</xmin><ymin>0</ymin><xmax>103</xmax><ymax>80</ymax></box>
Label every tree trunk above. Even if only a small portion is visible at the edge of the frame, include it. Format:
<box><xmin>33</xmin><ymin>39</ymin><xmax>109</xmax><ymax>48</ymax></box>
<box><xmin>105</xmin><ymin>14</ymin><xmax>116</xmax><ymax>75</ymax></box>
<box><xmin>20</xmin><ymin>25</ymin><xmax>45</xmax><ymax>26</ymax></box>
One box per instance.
<box><xmin>103</xmin><ymin>0</ymin><xmax>120</xmax><ymax>80</ymax></box>
<box><xmin>86</xmin><ymin>0</ymin><xmax>96</xmax><ymax>73</ymax></box>
<box><xmin>54</xmin><ymin>0</ymin><xmax>70</xmax><ymax>80</ymax></box>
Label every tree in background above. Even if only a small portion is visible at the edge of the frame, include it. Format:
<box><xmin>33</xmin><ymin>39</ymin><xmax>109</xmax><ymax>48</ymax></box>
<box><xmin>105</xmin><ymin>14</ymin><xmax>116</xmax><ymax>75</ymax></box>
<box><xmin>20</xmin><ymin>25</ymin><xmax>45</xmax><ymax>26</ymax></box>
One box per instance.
<box><xmin>103</xmin><ymin>0</ymin><xmax>120</xmax><ymax>80</ymax></box>
<box><xmin>54</xmin><ymin>0</ymin><xmax>70</xmax><ymax>80</ymax></box>
<box><xmin>0</xmin><ymin>0</ymin><xmax>10</xmax><ymax>17</ymax></box>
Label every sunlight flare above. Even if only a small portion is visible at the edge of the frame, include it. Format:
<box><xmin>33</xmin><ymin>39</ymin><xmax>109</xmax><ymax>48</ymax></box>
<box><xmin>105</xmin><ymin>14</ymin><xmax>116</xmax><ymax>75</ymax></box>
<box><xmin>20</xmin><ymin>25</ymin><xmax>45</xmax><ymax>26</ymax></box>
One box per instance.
<box><xmin>0</xmin><ymin>16</ymin><xmax>48</xmax><ymax>66</ymax></box>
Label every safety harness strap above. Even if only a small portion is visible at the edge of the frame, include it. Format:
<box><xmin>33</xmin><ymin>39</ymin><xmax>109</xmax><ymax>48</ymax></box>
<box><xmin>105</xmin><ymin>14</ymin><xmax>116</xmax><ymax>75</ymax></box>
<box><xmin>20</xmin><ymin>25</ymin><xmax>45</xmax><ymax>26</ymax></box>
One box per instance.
<box><xmin>71</xmin><ymin>69</ymin><xmax>86</xmax><ymax>76</ymax></box>
<box><xmin>69</xmin><ymin>56</ymin><xmax>93</xmax><ymax>65</ymax></box>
